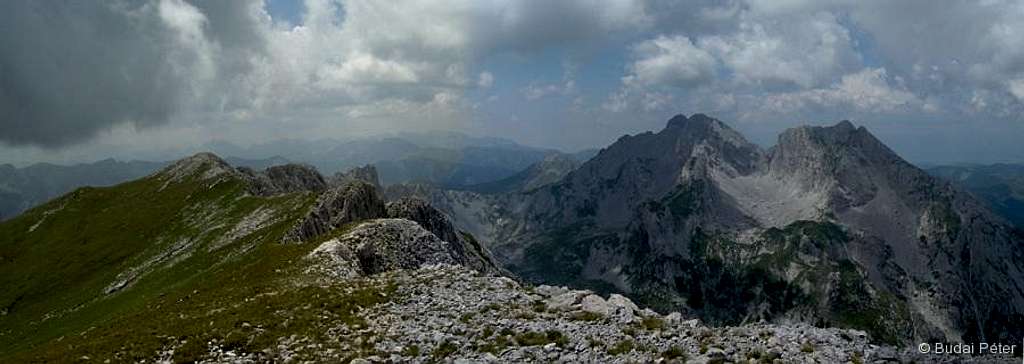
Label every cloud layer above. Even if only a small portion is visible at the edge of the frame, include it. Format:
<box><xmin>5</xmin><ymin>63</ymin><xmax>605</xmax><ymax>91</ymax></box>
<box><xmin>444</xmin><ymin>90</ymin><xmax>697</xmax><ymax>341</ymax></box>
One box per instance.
<box><xmin>609</xmin><ymin>0</ymin><xmax>1024</xmax><ymax>122</ymax></box>
<box><xmin>1</xmin><ymin>0</ymin><xmax>1023</xmax><ymax>164</ymax></box>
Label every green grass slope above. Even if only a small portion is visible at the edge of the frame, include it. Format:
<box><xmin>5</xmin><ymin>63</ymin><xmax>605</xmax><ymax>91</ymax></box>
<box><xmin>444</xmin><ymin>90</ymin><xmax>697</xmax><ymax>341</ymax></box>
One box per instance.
<box><xmin>0</xmin><ymin>158</ymin><xmax>394</xmax><ymax>362</ymax></box>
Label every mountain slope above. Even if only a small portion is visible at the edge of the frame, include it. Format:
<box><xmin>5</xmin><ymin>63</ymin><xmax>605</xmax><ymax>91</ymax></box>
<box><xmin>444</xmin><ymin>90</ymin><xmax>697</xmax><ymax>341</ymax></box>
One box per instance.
<box><xmin>0</xmin><ymin>153</ymin><xmax>500</xmax><ymax>362</ymax></box>
<box><xmin>459</xmin><ymin>152</ymin><xmax>581</xmax><ymax>194</ymax></box>
<box><xmin>425</xmin><ymin>114</ymin><xmax>1024</xmax><ymax>345</ymax></box>
<box><xmin>0</xmin><ymin>154</ymin><xmax>319</xmax><ymax>359</ymax></box>
<box><xmin>0</xmin><ymin>156</ymin><xmax>293</xmax><ymax>222</ymax></box>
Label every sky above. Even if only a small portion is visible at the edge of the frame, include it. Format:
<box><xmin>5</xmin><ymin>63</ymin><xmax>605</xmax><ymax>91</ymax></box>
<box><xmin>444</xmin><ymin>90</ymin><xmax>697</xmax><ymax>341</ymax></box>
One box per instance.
<box><xmin>2</xmin><ymin>0</ymin><xmax>1024</xmax><ymax>166</ymax></box>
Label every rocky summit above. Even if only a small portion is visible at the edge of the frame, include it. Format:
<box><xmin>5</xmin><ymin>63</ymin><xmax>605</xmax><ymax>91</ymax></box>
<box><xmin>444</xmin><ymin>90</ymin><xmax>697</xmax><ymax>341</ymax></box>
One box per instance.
<box><xmin>1</xmin><ymin>115</ymin><xmax>1022</xmax><ymax>363</ymax></box>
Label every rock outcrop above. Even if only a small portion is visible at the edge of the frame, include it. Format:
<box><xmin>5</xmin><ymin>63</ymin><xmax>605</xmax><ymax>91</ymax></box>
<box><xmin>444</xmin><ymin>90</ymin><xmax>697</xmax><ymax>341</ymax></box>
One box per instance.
<box><xmin>240</xmin><ymin>163</ymin><xmax>328</xmax><ymax>196</ymax></box>
<box><xmin>305</xmin><ymin>219</ymin><xmax>459</xmax><ymax>278</ymax></box>
<box><xmin>283</xmin><ymin>181</ymin><xmax>387</xmax><ymax>243</ymax></box>
<box><xmin>386</xmin><ymin>197</ymin><xmax>504</xmax><ymax>275</ymax></box>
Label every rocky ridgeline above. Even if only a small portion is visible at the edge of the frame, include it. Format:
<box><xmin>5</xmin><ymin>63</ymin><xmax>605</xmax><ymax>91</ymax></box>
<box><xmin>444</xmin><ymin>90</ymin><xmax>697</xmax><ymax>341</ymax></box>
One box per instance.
<box><xmin>155</xmin><ymin>152</ymin><xmax>239</xmax><ymax>188</ymax></box>
<box><xmin>239</xmin><ymin>164</ymin><xmax>327</xmax><ymax>196</ymax></box>
<box><xmin>197</xmin><ymin>265</ymin><xmax>997</xmax><ymax>364</ymax></box>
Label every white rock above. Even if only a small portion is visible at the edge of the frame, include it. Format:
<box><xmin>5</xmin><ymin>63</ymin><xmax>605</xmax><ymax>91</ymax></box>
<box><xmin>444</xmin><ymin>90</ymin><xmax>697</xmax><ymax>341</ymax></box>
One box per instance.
<box><xmin>606</xmin><ymin>294</ymin><xmax>638</xmax><ymax>313</ymax></box>
<box><xmin>535</xmin><ymin>285</ymin><xmax>569</xmax><ymax>297</ymax></box>
<box><xmin>546</xmin><ymin>292</ymin><xmax>582</xmax><ymax>312</ymax></box>
<box><xmin>580</xmin><ymin>294</ymin><xmax>611</xmax><ymax>315</ymax></box>
<box><xmin>665</xmin><ymin>312</ymin><xmax>682</xmax><ymax>324</ymax></box>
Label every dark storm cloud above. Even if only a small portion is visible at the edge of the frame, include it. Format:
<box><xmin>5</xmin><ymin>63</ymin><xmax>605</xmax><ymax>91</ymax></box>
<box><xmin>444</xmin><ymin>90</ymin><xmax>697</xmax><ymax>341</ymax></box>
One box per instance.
<box><xmin>0</xmin><ymin>0</ymin><xmax>267</xmax><ymax>148</ymax></box>
<box><xmin>0</xmin><ymin>1</ymin><xmax>181</xmax><ymax>147</ymax></box>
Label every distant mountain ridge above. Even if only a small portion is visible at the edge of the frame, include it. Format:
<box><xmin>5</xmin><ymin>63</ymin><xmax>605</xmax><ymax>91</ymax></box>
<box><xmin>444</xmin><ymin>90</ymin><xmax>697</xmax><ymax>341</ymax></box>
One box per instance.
<box><xmin>457</xmin><ymin>152</ymin><xmax>582</xmax><ymax>194</ymax></box>
<box><xmin>204</xmin><ymin>131</ymin><xmax>560</xmax><ymax>181</ymax></box>
<box><xmin>927</xmin><ymin>163</ymin><xmax>1024</xmax><ymax>228</ymax></box>
<box><xmin>399</xmin><ymin>113</ymin><xmax>1024</xmax><ymax>346</ymax></box>
<box><xmin>0</xmin><ymin>159</ymin><xmax>166</xmax><ymax>221</ymax></box>
<box><xmin>0</xmin><ymin>156</ymin><xmax>291</xmax><ymax>221</ymax></box>
<box><xmin>0</xmin><ymin>132</ymin><xmax>566</xmax><ymax>221</ymax></box>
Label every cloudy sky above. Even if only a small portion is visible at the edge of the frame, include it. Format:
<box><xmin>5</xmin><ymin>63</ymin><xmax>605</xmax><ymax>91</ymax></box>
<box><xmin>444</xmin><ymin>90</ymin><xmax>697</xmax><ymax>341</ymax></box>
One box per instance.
<box><xmin>2</xmin><ymin>0</ymin><xmax>1024</xmax><ymax>166</ymax></box>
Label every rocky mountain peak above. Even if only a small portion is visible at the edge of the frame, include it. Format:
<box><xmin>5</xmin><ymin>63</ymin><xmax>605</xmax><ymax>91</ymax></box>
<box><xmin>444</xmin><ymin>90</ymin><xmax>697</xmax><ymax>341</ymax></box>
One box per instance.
<box><xmin>664</xmin><ymin>113</ymin><xmax>689</xmax><ymax>129</ymax></box>
<box><xmin>770</xmin><ymin>120</ymin><xmax>923</xmax><ymax>197</ymax></box>
<box><xmin>774</xmin><ymin>120</ymin><xmax>888</xmax><ymax>159</ymax></box>
<box><xmin>664</xmin><ymin>112</ymin><xmax>722</xmax><ymax>129</ymax></box>
<box><xmin>157</xmin><ymin>152</ymin><xmax>238</xmax><ymax>184</ymax></box>
<box><xmin>835</xmin><ymin>119</ymin><xmax>856</xmax><ymax>131</ymax></box>
<box><xmin>591</xmin><ymin>113</ymin><xmax>759</xmax><ymax>173</ymax></box>
<box><xmin>764</xmin><ymin>120</ymin><xmax>917</xmax><ymax>218</ymax></box>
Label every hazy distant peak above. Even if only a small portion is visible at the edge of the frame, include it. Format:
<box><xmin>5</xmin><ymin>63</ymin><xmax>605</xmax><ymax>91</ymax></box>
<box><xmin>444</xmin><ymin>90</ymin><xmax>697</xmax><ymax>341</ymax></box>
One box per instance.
<box><xmin>333</xmin><ymin>164</ymin><xmax>381</xmax><ymax>189</ymax></box>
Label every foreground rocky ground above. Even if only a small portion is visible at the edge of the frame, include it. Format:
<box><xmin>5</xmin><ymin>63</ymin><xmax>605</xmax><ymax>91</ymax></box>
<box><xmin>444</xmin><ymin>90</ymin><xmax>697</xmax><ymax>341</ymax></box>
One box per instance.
<box><xmin>193</xmin><ymin>265</ymin><xmax>1013</xmax><ymax>363</ymax></box>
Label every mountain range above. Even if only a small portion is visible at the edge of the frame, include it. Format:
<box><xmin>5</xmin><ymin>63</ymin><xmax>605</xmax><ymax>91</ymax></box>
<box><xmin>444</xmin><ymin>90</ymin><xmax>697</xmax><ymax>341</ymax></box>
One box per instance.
<box><xmin>0</xmin><ymin>132</ymin><xmax>581</xmax><ymax>222</ymax></box>
<box><xmin>1</xmin><ymin>114</ymin><xmax>1022</xmax><ymax>362</ymax></box>
<box><xmin>392</xmin><ymin>114</ymin><xmax>1024</xmax><ymax>346</ymax></box>
<box><xmin>0</xmin><ymin>157</ymin><xmax>292</xmax><ymax>221</ymax></box>
<box><xmin>203</xmin><ymin>131</ymin><xmax>571</xmax><ymax>182</ymax></box>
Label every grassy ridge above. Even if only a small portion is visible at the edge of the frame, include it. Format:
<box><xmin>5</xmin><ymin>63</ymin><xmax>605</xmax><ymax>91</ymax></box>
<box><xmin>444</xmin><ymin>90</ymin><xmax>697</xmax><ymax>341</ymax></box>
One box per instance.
<box><xmin>0</xmin><ymin>163</ymin><xmax>366</xmax><ymax>361</ymax></box>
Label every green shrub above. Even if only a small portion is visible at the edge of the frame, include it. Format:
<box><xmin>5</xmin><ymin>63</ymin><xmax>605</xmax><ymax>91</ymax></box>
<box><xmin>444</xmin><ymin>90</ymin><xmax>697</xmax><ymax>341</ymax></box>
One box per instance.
<box><xmin>661</xmin><ymin>346</ymin><xmax>687</xmax><ymax>360</ymax></box>
<box><xmin>432</xmin><ymin>341</ymin><xmax>458</xmax><ymax>359</ymax></box>
<box><xmin>608</xmin><ymin>339</ymin><xmax>635</xmax><ymax>355</ymax></box>
<box><xmin>641</xmin><ymin>317</ymin><xmax>666</xmax><ymax>330</ymax></box>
